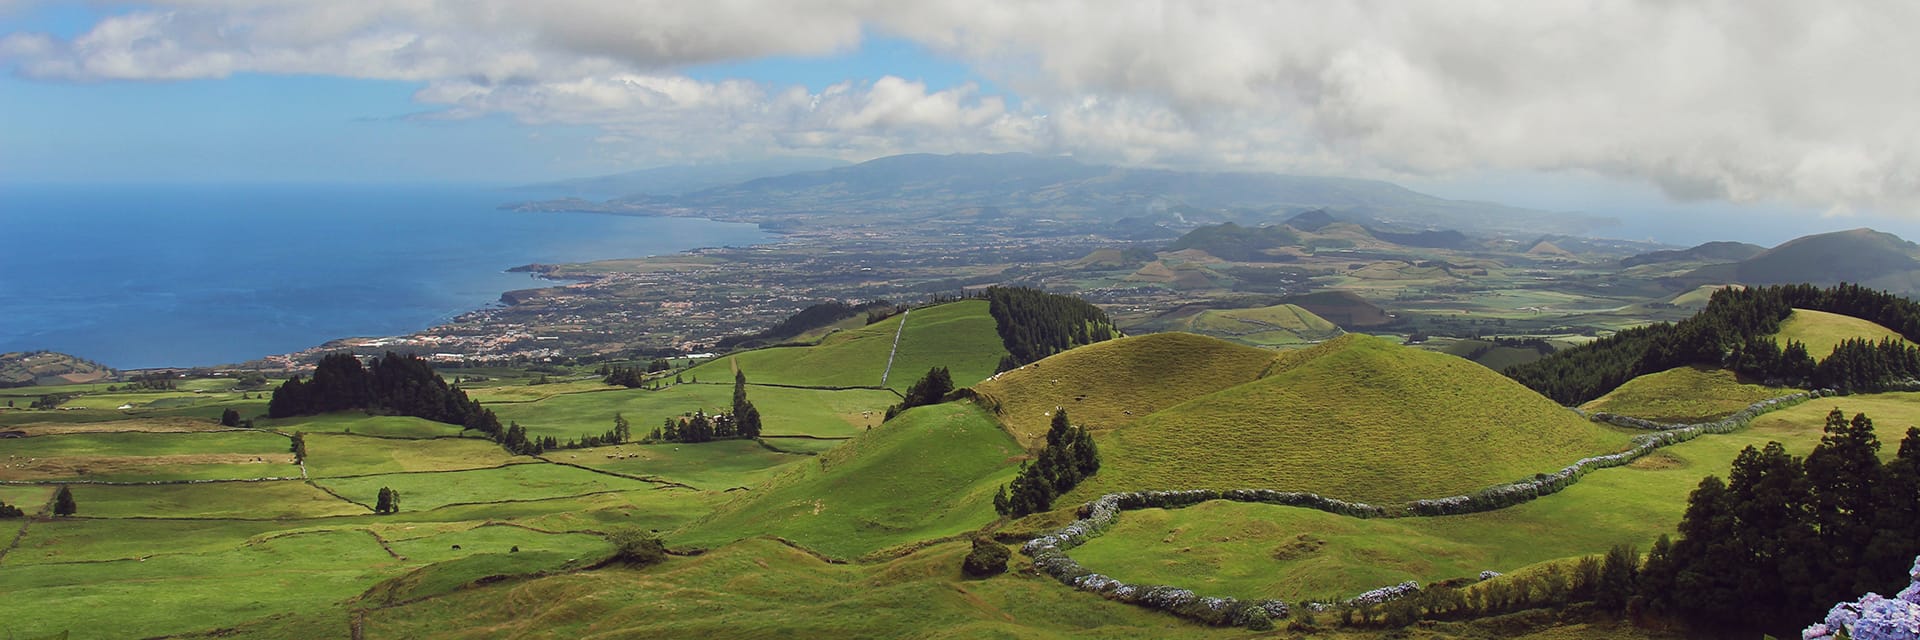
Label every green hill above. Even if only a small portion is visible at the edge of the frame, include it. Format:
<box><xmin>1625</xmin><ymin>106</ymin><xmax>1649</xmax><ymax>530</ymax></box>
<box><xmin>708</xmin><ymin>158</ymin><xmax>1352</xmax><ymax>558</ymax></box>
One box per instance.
<box><xmin>1084</xmin><ymin>334</ymin><xmax>1633</xmax><ymax>504</ymax></box>
<box><xmin>1279</xmin><ymin>290</ymin><xmax>1391</xmax><ymax>327</ymax></box>
<box><xmin>1</xmin><ymin>351</ymin><xmax>114</xmax><ymax>387</ymax></box>
<box><xmin>1727</xmin><ymin>228</ymin><xmax>1920</xmax><ymax>289</ymax></box>
<box><xmin>685</xmin><ymin>300</ymin><xmax>1008</xmax><ymax>392</ymax></box>
<box><xmin>1579</xmin><ymin>365</ymin><xmax>1794</xmax><ymax>423</ymax></box>
<box><xmin>676</xmin><ymin>402</ymin><xmax>1020</xmax><ymax>559</ymax></box>
<box><xmin>971</xmin><ymin>332</ymin><xmax>1280</xmax><ymax>446</ymax></box>
<box><xmin>1769</xmin><ymin>307</ymin><xmax>1912</xmax><ymax>359</ymax></box>
<box><xmin>1162</xmin><ymin>304</ymin><xmax>1344</xmax><ymax>347</ymax></box>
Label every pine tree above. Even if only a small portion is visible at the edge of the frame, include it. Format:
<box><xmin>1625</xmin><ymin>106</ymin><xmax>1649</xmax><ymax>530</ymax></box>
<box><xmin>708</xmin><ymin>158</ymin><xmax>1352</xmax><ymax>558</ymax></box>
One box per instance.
<box><xmin>53</xmin><ymin>485</ymin><xmax>76</xmax><ymax>516</ymax></box>
<box><xmin>375</xmin><ymin>487</ymin><xmax>394</xmax><ymax>514</ymax></box>
<box><xmin>220</xmin><ymin>408</ymin><xmax>241</xmax><ymax>427</ymax></box>
<box><xmin>1804</xmin><ymin>410</ymin><xmax>1883</xmax><ymax>597</ymax></box>
<box><xmin>290</xmin><ymin>432</ymin><xmax>307</xmax><ymax>463</ymax></box>
<box><xmin>613</xmin><ymin>412</ymin><xmax>631</xmax><ymax>442</ymax></box>
<box><xmin>1047</xmin><ymin>409</ymin><xmax>1070</xmax><ymax>448</ymax></box>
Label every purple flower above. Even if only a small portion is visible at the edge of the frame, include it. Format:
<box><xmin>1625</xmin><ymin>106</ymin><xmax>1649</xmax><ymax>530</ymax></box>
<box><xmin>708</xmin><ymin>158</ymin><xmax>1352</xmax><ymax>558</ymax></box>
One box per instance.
<box><xmin>1802</xmin><ymin>622</ymin><xmax>1831</xmax><ymax>640</ymax></box>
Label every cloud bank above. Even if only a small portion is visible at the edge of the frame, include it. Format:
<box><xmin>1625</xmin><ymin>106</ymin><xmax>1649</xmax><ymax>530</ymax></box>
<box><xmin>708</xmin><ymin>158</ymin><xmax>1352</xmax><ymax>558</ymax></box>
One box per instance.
<box><xmin>5</xmin><ymin>0</ymin><xmax>1919</xmax><ymax>211</ymax></box>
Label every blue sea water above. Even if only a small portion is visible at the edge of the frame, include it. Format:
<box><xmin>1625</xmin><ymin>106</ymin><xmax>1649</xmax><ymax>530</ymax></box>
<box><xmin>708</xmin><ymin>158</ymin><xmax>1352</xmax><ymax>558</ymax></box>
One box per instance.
<box><xmin>0</xmin><ymin>184</ymin><xmax>768</xmax><ymax>369</ymax></box>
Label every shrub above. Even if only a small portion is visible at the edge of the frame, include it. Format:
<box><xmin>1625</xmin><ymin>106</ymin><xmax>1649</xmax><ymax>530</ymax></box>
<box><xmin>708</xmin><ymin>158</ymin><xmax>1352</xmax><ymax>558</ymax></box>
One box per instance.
<box><xmin>606</xmin><ymin>528</ymin><xmax>668</xmax><ymax>566</ymax></box>
<box><xmin>962</xmin><ymin>536</ymin><xmax>1010</xmax><ymax>578</ymax></box>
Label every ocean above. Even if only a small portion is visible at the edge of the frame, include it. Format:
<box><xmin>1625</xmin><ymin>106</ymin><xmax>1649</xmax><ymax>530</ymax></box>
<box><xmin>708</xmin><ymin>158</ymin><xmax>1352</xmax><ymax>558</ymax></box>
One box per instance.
<box><xmin>0</xmin><ymin>184</ymin><xmax>768</xmax><ymax>369</ymax></box>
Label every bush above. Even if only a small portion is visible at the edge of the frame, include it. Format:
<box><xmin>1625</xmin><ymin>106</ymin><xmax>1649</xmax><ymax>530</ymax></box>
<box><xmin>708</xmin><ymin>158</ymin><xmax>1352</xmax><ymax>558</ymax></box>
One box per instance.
<box><xmin>962</xmin><ymin>536</ymin><xmax>1010</xmax><ymax>577</ymax></box>
<box><xmin>607</xmin><ymin>528</ymin><xmax>668</xmax><ymax>566</ymax></box>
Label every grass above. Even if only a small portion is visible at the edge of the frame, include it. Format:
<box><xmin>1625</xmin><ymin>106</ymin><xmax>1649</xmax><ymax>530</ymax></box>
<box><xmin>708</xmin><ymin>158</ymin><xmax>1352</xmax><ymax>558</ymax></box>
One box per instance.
<box><xmin>1167</xmin><ymin>304</ymin><xmax>1345</xmax><ymax>347</ymax></box>
<box><xmin>1770</xmin><ymin>308</ymin><xmax>1912</xmax><ymax>359</ymax></box>
<box><xmin>677</xmin><ymin>402</ymin><xmax>1021</xmax><ymax>559</ymax></box>
<box><xmin>1580</xmin><ymin>365</ymin><xmax>1797</xmax><ymax>423</ymax></box>
<box><xmin>260</xmin><ymin>412</ymin><xmax>471</xmax><ymax>438</ymax></box>
<box><xmin>457</xmin><ymin>378</ymin><xmax>617</xmax><ymax>403</ymax></box>
<box><xmin>546</xmin><ymin>439</ymin><xmax>807</xmax><ymax>489</ymax></box>
<box><xmin>4</xmin><ymin>518</ymin><xmax>298</xmax><ymax>565</ymax></box>
<box><xmin>0</xmin><ymin>430</ymin><xmax>300</xmax><ymax>482</ymax></box>
<box><xmin>487</xmin><ymin>383</ymin><xmax>897</xmax><ymax>441</ymax></box>
<box><xmin>313</xmin><ymin>463</ymin><xmax>658</xmax><ymax>513</ymax></box>
<box><xmin>684</xmin><ymin>299</ymin><xmax>1010</xmax><ymax>392</ymax></box>
<box><xmin>1084</xmin><ymin>334</ymin><xmax>1633</xmax><ymax>504</ymax></box>
<box><xmin>0</xmin><ymin>430</ymin><xmax>287</xmax><ymax>458</ymax></box>
<box><xmin>301</xmin><ymin>433</ymin><xmax>528</xmax><ymax>478</ymax></box>
<box><xmin>972</xmin><ymin>332</ymin><xmax>1280</xmax><ymax>446</ymax></box>
<box><xmin>1068</xmin><ymin>392</ymin><xmax>1918</xmax><ymax>601</ymax></box>
<box><xmin>359</xmin><ymin>538</ymin><xmax>1231</xmax><ymax>640</ymax></box>
<box><xmin>68</xmin><ymin>481</ymin><xmax>371</xmax><ymax>519</ymax></box>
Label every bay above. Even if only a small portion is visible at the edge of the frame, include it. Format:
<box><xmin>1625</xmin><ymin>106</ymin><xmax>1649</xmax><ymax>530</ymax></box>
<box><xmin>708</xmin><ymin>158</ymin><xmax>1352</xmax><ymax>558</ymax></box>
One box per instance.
<box><xmin>0</xmin><ymin>183</ymin><xmax>767</xmax><ymax>369</ymax></box>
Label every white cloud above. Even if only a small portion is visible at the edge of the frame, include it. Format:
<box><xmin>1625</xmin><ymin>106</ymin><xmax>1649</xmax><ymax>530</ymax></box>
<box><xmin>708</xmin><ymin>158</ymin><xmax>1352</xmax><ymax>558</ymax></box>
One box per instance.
<box><xmin>6</xmin><ymin>1</ymin><xmax>1920</xmax><ymax>212</ymax></box>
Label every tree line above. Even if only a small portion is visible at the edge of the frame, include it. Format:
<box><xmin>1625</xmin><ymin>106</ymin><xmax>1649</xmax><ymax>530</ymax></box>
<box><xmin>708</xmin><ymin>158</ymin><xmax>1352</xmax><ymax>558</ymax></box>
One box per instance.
<box><xmin>267</xmin><ymin>352</ymin><xmax>513</xmax><ymax>450</ymax></box>
<box><xmin>995</xmin><ymin>409</ymin><xmax>1100</xmax><ymax>518</ymax></box>
<box><xmin>986</xmin><ymin>286</ymin><xmax>1116</xmax><ymax>372</ymax></box>
<box><xmin>885</xmin><ymin>366</ymin><xmax>953</xmax><ymax>420</ymax></box>
<box><xmin>1506</xmin><ymin>283</ymin><xmax>1920</xmax><ymax>404</ymax></box>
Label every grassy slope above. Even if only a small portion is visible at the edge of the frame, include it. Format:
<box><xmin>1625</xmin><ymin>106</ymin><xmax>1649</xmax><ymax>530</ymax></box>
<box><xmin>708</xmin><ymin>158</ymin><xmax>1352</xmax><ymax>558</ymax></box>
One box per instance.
<box><xmin>547</xmin><ymin>439</ymin><xmax>806</xmax><ymax>489</ymax></box>
<box><xmin>1069</xmin><ymin>393</ymin><xmax>1917</xmax><ymax>601</ymax></box>
<box><xmin>302</xmin><ymin>433</ymin><xmax>527</xmax><ymax>477</ymax></box>
<box><xmin>1087</xmin><ymin>334</ymin><xmax>1632</xmax><ymax>504</ymax></box>
<box><xmin>1580</xmin><ymin>365</ymin><xmax>1796</xmax><ymax>423</ymax></box>
<box><xmin>684</xmin><ymin>300</ymin><xmax>1009</xmax><ymax>392</ymax></box>
<box><xmin>314</xmin><ymin>463</ymin><xmax>658</xmax><ymax>513</ymax></box>
<box><xmin>487</xmin><ymin>383</ymin><xmax>897</xmax><ymax>441</ymax></box>
<box><xmin>72</xmin><ymin>481</ymin><xmax>371</xmax><ymax>519</ymax></box>
<box><xmin>1179</xmin><ymin>304</ymin><xmax>1344</xmax><ymax>347</ymax></box>
<box><xmin>677</xmin><ymin>402</ymin><xmax>1020</xmax><ymax>559</ymax></box>
<box><xmin>972</xmin><ymin>333</ymin><xmax>1280</xmax><ymax>446</ymax></box>
<box><xmin>262</xmin><ymin>413</ymin><xmax>470</xmax><ymax>439</ymax></box>
<box><xmin>1770</xmin><ymin>307</ymin><xmax>1912</xmax><ymax>359</ymax></box>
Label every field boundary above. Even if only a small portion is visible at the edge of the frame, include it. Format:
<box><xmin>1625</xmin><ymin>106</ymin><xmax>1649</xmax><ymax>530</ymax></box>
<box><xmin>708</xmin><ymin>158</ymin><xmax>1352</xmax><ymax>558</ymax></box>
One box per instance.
<box><xmin>0</xmin><ymin>475</ymin><xmax>305</xmax><ymax>486</ymax></box>
<box><xmin>532</xmin><ymin>457</ymin><xmax>699</xmax><ymax>490</ymax></box>
<box><xmin>1015</xmin><ymin>389</ymin><xmax>1829</xmax><ymax>628</ymax></box>
<box><xmin>308</xmin><ymin>461</ymin><xmax>540</xmax><ymax>481</ymax></box>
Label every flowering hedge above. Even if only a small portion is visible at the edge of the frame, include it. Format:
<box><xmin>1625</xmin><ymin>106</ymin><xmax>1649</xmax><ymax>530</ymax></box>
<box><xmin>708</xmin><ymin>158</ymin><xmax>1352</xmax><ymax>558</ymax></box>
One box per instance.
<box><xmin>1804</xmin><ymin>555</ymin><xmax>1920</xmax><ymax>640</ymax></box>
<box><xmin>1018</xmin><ymin>392</ymin><xmax>1824</xmax><ymax>628</ymax></box>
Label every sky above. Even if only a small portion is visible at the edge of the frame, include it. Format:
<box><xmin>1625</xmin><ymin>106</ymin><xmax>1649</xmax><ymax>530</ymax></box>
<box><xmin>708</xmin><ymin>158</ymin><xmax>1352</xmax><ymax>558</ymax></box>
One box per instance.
<box><xmin>4</xmin><ymin>1</ymin><xmax>1920</xmax><ymax>245</ymax></box>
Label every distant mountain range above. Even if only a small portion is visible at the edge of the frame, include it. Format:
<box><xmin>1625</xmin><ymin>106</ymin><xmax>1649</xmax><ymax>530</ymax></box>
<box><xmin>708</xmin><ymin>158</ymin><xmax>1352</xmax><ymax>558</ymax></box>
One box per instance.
<box><xmin>521</xmin><ymin>152</ymin><xmax>1615</xmax><ymax>236</ymax></box>
<box><xmin>1649</xmin><ymin>228</ymin><xmax>1920</xmax><ymax>295</ymax></box>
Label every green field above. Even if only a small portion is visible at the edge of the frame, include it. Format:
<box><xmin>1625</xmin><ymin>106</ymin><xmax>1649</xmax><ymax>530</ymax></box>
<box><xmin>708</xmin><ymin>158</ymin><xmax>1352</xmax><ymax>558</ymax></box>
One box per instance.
<box><xmin>1770</xmin><ymin>307</ymin><xmax>1912</xmax><ymax>358</ymax></box>
<box><xmin>973</xmin><ymin>332</ymin><xmax>1280</xmax><ymax>445</ymax></box>
<box><xmin>551</xmin><ymin>439</ymin><xmax>806</xmax><ymax>489</ymax></box>
<box><xmin>302</xmin><ymin>433</ymin><xmax>527</xmax><ymax>477</ymax></box>
<box><xmin>487</xmin><ymin>383</ymin><xmax>897</xmax><ymax>441</ymax></box>
<box><xmin>1069</xmin><ymin>393</ymin><xmax>1912</xmax><ymax>600</ymax></box>
<box><xmin>685</xmin><ymin>300</ymin><xmax>1009</xmax><ymax>392</ymax></box>
<box><xmin>1580</xmin><ymin>365</ymin><xmax>1796</xmax><ymax>422</ymax></box>
<box><xmin>1155</xmin><ymin>303</ymin><xmax>1345</xmax><ymax>347</ymax></box>
<box><xmin>1084</xmin><ymin>334</ymin><xmax>1633</xmax><ymax>504</ymax></box>
<box><xmin>314</xmin><ymin>463</ymin><xmax>659</xmax><ymax>513</ymax></box>
<box><xmin>261</xmin><ymin>413</ymin><xmax>473</xmax><ymax>439</ymax></box>
<box><xmin>0</xmin><ymin>430</ymin><xmax>298</xmax><ymax>482</ymax></box>
<box><xmin>678</xmin><ymin>402</ymin><xmax>1020</xmax><ymax>559</ymax></box>
<box><xmin>71</xmin><ymin>481</ymin><xmax>371</xmax><ymax>519</ymax></box>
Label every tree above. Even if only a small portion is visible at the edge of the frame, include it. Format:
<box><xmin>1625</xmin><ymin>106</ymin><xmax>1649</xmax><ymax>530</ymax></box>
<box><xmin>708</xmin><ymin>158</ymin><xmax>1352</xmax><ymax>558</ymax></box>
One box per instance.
<box><xmin>53</xmin><ymin>485</ymin><xmax>76</xmax><ymax>516</ymax></box>
<box><xmin>961</xmin><ymin>536</ymin><xmax>1010</xmax><ymax>577</ymax></box>
<box><xmin>220</xmin><ymin>408</ymin><xmax>242</xmax><ymax>427</ymax></box>
<box><xmin>290</xmin><ymin>432</ymin><xmax>307</xmax><ymax>463</ymax></box>
<box><xmin>375</xmin><ymin>487</ymin><xmax>396</xmax><ymax>514</ymax></box>
<box><xmin>607</xmin><ymin>528</ymin><xmax>668</xmax><ymax>566</ymax></box>
<box><xmin>1596</xmin><ymin>544</ymin><xmax>1639</xmax><ymax>612</ymax></box>
<box><xmin>889</xmin><ymin>366</ymin><xmax>954</xmax><ymax>419</ymax></box>
<box><xmin>613</xmin><ymin>412</ymin><xmax>631</xmax><ymax>443</ymax></box>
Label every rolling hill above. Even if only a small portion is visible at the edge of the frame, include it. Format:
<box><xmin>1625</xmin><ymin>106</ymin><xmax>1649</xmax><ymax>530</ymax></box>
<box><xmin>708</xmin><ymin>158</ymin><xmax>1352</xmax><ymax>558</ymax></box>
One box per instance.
<box><xmin>1078</xmin><ymin>334</ymin><xmax>1633</xmax><ymax>504</ymax></box>
<box><xmin>1141</xmin><ymin>303</ymin><xmax>1345</xmax><ymax>348</ymax></box>
<box><xmin>1579</xmin><ymin>365</ymin><xmax>1794</xmax><ymax>423</ymax></box>
<box><xmin>675</xmin><ymin>402</ymin><xmax>1020</xmax><ymax>559</ymax></box>
<box><xmin>1768</xmin><ymin>308</ymin><xmax>1913</xmax><ymax>359</ymax></box>
<box><xmin>970</xmin><ymin>332</ymin><xmax>1281</xmax><ymax>445</ymax></box>
<box><xmin>684</xmin><ymin>300</ymin><xmax>1009</xmax><ymax>392</ymax></box>
<box><xmin>1</xmin><ymin>351</ymin><xmax>114</xmax><ymax>387</ymax></box>
<box><xmin>1279</xmin><ymin>290</ymin><xmax>1392</xmax><ymax>328</ymax></box>
<box><xmin>1621</xmin><ymin>241</ymin><xmax>1766</xmax><ymax>268</ymax></box>
<box><xmin>1697</xmin><ymin>228</ymin><xmax>1920</xmax><ymax>292</ymax></box>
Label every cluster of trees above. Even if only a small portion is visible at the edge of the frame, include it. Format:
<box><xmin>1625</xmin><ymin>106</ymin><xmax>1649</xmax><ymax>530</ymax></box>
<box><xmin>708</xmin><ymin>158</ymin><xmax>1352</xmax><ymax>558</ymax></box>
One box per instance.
<box><xmin>53</xmin><ymin>486</ymin><xmax>75</xmax><ymax>516</ymax></box>
<box><xmin>961</xmin><ymin>535</ymin><xmax>1010</xmax><ymax>577</ymax></box>
<box><xmin>985</xmin><ymin>287</ymin><xmax>1116</xmax><ymax>371</ymax></box>
<box><xmin>496</xmin><ymin>422</ymin><xmax>544</xmax><ymax>455</ymax></box>
<box><xmin>267</xmin><ymin>353</ymin><xmax>499</xmax><ymax>429</ymax></box>
<box><xmin>373</xmin><ymin>487</ymin><xmax>402</xmax><ymax>514</ymax></box>
<box><xmin>1507</xmin><ymin>284</ymin><xmax>1920</xmax><ymax>404</ymax></box>
<box><xmin>647</xmin><ymin>370</ymin><xmax>762</xmax><ymax>443</ymax></box>
<box><xmin>0</xmin><ymin>500</ymin><xmax>23</xmax><ymax>518</ymax></box>
<box><xmin>121</xmin><ymin>372</ymin><xmax>177</xmax><ymax>391</ymax></box>
<box><xmin>289</xmin><ymin>432</ymin><xmax>306</xmax><ymax>463</ymax></box>
<box><xmin>885</xmin><ymin>367</ymin><xmax>952</xmax><ymax>420</ymax></box>
<box><xmin>28</xmin><ymin>393</ymin><xmax>72</xmax><ymax>410</ymax></box>
<box><xmin>994</xmin><ymin>409</ymin><xmax>1100</xmax><ymax>517</ymax></box>
<box><xmin>601</xmin><ymin>360</ymin><xmax>670</xmax><ymax>388</ymax></box>
<box><xmin>1622</xmin><ymin>409</ymin><xmax>1920</xmax><ymax>635</ymax></box>
<box><xmin>218</xmin><ymin>408</ymin><xmax>250</xmax><ymax>428</ymax></box>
